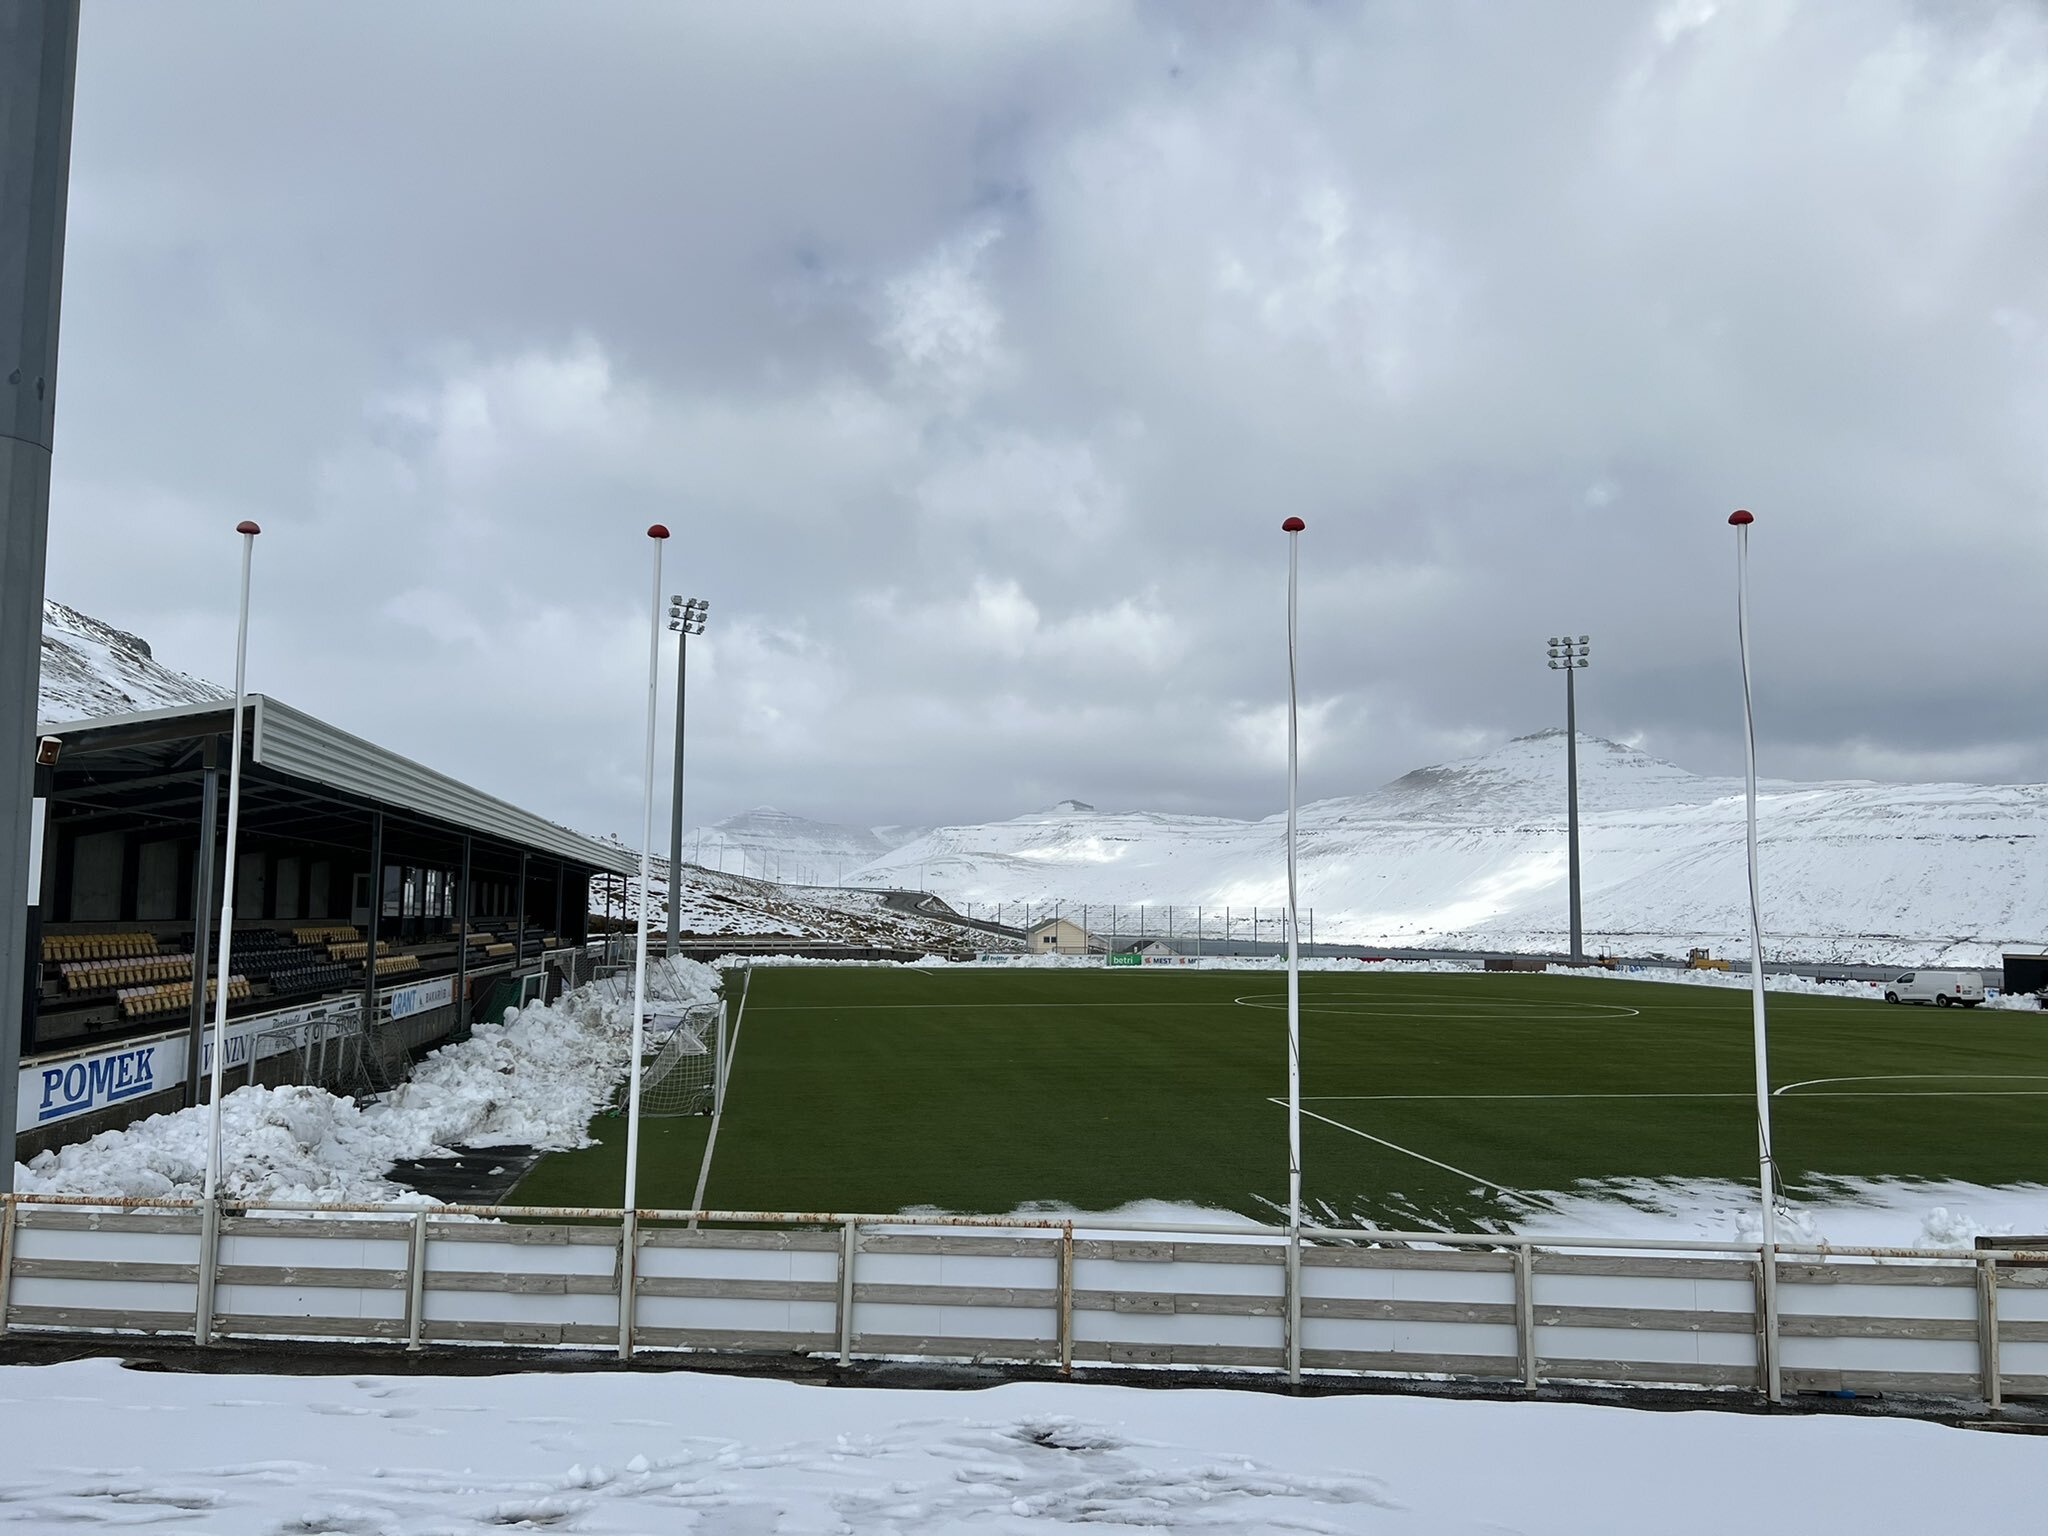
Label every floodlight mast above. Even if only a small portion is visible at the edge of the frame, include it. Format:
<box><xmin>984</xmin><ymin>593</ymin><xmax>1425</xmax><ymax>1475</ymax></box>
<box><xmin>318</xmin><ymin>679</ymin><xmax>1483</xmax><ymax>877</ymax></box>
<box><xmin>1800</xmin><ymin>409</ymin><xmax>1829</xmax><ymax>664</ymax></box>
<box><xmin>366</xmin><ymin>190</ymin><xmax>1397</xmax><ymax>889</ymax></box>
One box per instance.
<box><xmin>1545</xmin><ymin>634</ymin><xmax>1591</xmax><ymax>961</ymax></box>
<box><xmin>664</xmin><ymin>594</ymin><xmax>709</xmax><ymax>956</ymax></box>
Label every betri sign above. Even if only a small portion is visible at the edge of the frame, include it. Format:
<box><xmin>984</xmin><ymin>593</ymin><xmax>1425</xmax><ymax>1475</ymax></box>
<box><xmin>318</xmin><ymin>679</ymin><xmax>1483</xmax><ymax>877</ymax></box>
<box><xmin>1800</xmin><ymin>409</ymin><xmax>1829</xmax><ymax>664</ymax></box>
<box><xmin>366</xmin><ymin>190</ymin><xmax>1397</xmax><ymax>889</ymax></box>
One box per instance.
<box><xmin>34</xmin><ymin>1041</ymin><xmax>164</xmax><ymax>1123</ymax></box>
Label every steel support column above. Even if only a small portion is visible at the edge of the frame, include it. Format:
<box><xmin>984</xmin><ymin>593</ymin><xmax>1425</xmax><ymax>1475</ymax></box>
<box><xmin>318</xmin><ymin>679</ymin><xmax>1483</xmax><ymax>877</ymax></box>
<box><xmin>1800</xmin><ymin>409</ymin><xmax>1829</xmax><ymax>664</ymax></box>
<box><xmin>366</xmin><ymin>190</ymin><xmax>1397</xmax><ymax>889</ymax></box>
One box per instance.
<box><xmin>184</xmin><ymin>742</ymin><xmax>220</xmax><ymax>1103</ymax></box>
<box><xmin>515</xmin><ymin>849</ymin><xmax>527</xmax><ymax>966</ymax></box>
<box><xmin>0</xmin><ymin>0</ymin><xmax>80</xmax><ymax>1195</ymax></box>
<box><xmin>363</xmin><ymin>811</ymin><xmax>383</xmax><ymax>1025</ymax></box>
<box><xmin>454</xmin><ymin>833</ymin><xmax>471</xmax><ymax>1030</ymax></box>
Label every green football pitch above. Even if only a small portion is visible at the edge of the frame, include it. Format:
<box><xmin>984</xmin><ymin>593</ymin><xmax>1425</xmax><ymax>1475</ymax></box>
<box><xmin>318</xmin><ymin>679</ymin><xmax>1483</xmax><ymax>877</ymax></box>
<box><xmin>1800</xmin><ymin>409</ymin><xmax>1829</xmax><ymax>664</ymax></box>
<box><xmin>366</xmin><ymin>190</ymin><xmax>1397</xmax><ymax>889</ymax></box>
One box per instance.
<box><xmin>508</xmin><ymin>966</ymin><xmax>2048</xmax><ymax>1230</ymax></box>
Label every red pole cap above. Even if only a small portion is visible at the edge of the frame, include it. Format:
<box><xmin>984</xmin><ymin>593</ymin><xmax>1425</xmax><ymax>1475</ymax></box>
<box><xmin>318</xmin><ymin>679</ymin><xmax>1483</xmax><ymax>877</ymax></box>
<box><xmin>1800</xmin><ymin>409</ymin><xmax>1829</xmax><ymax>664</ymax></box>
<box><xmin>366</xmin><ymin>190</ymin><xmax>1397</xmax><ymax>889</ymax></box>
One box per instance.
<box><xmin>235</xmin><ymin>520</ymin><xmax>261</xmax><ymax>535</ymax></box>
<box><xmin>1281</xmin><ymin>516</ymin><xmax>1306</xmax><ymax>532</ymax></box>
<box><xmin>1728</xmin><ymin>510</ymin><xmax>1753</xmax><ymax>526</ymax></box>
<box><xmin>647</xmin><ymin>524</ymin><xmax>670</xmax><ymax>539</ymax></box>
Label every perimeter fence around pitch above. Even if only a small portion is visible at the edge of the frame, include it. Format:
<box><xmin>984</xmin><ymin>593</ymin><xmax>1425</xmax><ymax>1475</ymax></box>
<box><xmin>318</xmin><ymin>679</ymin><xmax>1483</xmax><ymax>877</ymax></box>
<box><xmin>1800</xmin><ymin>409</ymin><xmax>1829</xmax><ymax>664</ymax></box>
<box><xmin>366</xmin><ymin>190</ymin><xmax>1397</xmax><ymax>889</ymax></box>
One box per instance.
<box><xmin>4</xmin><ymin>1192</ymin><xmax>2045</xmax><ymax>1410</ymax></box>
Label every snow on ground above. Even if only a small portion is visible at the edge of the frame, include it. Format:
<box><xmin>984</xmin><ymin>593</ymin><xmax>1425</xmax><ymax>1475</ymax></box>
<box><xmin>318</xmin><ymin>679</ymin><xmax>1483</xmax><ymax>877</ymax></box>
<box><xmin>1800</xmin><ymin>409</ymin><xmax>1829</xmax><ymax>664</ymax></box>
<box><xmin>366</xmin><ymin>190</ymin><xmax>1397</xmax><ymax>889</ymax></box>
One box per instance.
<box><xmin>844</xmin><ymin>730</ymin><xmax>2048</xmax><ymax>967</ymax></box>
<box><xmin>3</xmin><ymin>1356</ymin><xmax>2043</xmax><ymax>1535</ymax></box>
<box><xmin>37</xmin><ymin>599</ymin><xmax>228</xmax><ymax>722</ymax></box>
<box><xmin>737</xmin><ymin>952</ymin><xmax>1486</xmax><ymax>973</ymax></box>
<box><xmin>1522</xmin><ymin>1177</ymin><xmax>2048</xmax><ymax>1252</ymax></box>
<box><xmin>595</xmin><ymin>859</ymin><xmax>1017</xmax><ymax>953</ymax></box>
<box><xmin>11</xmin><ymin>959</ymin><xmax>721</xmax><ymax>1203</ymax></box>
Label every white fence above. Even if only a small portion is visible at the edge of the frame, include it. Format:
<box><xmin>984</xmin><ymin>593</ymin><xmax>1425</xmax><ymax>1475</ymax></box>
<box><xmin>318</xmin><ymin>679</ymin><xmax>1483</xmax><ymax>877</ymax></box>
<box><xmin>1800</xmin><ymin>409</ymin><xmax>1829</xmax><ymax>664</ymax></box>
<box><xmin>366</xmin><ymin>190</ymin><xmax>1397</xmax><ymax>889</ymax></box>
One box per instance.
<box><xmin>3</xmin><ymin>1195</ymin><xmax>2044</xmax><ymax>1404</ymax></box>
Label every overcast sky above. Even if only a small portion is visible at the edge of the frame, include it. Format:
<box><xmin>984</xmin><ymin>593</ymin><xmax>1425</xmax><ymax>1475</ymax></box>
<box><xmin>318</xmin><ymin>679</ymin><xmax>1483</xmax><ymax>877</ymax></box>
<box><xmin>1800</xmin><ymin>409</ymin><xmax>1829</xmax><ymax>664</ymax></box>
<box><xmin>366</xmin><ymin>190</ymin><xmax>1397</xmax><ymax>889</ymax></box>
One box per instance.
<box><xmin>44</xmin><ymin>0</ymin><xmax>2048</xmax><ymax>839</ymax></box>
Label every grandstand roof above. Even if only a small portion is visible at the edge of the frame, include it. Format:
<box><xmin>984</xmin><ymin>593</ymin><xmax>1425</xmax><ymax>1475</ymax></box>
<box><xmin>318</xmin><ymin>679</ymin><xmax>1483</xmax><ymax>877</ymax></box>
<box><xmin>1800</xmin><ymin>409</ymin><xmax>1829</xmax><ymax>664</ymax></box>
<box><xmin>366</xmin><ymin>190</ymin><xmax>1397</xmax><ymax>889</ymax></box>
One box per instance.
<box><xmin>41</xmin><ymin>695</ymin><xmax>635</xmax><ymax>876</ymax></box>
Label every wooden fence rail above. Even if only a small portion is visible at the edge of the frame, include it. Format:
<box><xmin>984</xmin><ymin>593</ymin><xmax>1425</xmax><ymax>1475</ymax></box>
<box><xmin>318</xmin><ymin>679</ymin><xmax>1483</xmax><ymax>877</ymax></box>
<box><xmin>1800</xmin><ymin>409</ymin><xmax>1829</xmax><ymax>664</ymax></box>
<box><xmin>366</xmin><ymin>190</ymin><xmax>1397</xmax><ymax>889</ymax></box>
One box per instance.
<box><xmin>5</xmin><ymin>1193</ymin><xmax>2046</xmax><ymax>1406</ymax></box>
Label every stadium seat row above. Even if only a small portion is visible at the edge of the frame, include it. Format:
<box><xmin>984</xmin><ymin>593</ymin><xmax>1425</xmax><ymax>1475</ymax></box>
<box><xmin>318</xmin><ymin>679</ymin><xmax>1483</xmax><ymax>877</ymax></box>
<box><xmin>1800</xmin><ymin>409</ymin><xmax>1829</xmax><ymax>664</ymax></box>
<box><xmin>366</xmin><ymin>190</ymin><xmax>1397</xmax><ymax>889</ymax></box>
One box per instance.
<box><xmin>43</xmin><ymin>931</ymin><xmax>160</xmax><ymax>962</ymax></box>
<box><xmin>292</xmin><ymin>925</ymin><xmax>360</xmax><ymax>946</ymax></box>
<box><xmin>117</xmin><ymin>975</ymin><xmax>251</xmax><ymax>1020</ymax></box>
<box><xmin>60</xmin><ymin>954</ymin><xmax>193</xmax><ymax>991</ymax></box>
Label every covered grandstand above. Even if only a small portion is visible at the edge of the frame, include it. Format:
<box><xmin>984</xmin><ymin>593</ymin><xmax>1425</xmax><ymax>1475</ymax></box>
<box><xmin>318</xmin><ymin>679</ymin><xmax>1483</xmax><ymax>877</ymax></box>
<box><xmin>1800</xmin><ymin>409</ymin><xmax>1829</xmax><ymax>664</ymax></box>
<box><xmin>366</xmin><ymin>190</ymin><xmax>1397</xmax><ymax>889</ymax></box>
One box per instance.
<box><xmin>17</xmin><ymin>695</ymin><xmax>634</xmax><ymax>1159</ymax></box>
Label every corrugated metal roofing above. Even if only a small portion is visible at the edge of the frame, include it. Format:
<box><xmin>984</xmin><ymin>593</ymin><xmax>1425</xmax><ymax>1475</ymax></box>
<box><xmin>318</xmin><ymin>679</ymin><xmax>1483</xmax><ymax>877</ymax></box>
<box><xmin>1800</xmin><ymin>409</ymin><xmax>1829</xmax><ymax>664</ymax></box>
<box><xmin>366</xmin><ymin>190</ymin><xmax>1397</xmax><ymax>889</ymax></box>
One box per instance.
<box><xmin>43</xmin><ymin>695</ymin><xmax>636</xmax><ymax>876</ymax></box>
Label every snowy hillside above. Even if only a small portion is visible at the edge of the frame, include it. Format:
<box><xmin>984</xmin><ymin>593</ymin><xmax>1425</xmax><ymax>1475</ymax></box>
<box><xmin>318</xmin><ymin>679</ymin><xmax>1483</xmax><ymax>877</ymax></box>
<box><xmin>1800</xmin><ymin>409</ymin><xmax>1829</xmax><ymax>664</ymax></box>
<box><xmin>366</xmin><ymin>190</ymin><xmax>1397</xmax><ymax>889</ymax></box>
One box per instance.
<box><xmin>681</xmin><ymin>806</ymin><xmax>925</xmax><ymax>886</ymax></box>
<box><xmin>845</xmin><ymin>731</ymin><xmax>2048</xmax><ymax>966</ymax></box>
<box><xmin>593</xmin><ymin>855</ymin><xmax>1013</xmax><ymax>955</ymax></box>
<box><xmin>38</xmin><ymin>600</ymin><xmax>227</xmax><ymax>722</ymax></box>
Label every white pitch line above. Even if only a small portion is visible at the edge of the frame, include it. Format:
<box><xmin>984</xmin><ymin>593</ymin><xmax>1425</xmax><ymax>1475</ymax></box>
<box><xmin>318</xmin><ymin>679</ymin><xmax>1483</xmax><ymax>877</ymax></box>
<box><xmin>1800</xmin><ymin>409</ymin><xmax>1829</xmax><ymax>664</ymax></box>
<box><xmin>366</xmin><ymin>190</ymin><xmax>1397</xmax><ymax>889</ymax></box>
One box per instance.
<box><xmin>1772</xmin><ymin>1072</ymin><xmax>2048</xmax><ymax>1098</ymax></box>
<box><xmin>687</xmin><ymin>966</ymin><xmax>752</xmax><ymax>1228</ymax></box>
<box><xmin>1301</xmin><ymin>1091</ymin><xmax>1753</xmax><ymax>1102</ymax></box>
<box><xmin>1270</xmin><ymin>1097</ymin><xmax>1543</xmax><ymax>1206</ymax></box>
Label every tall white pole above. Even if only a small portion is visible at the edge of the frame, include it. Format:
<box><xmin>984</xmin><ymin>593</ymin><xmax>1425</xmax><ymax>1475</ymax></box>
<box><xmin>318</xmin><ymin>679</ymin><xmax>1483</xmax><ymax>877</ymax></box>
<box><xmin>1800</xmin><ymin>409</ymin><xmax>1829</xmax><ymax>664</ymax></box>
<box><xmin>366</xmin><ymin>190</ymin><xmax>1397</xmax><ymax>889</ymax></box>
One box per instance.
<box><xmin>620</xmin><ymin>522</ymin><xmax>667</xmax><ymax>1359</ymax></box>
<box><xmin>1730</xmin><ymin>508</ymin><xmax>1781</xmax><ymax>1403</ymax></box>
<box><xmin>1281</xmin><ymin>514</ymin><xmax>1305</xmax><ymax>1382</ymax></box>
<box><xmin>201</xmin><ymin>520</ymin><xmax>260</xmax><ymax>1203</ymax></box>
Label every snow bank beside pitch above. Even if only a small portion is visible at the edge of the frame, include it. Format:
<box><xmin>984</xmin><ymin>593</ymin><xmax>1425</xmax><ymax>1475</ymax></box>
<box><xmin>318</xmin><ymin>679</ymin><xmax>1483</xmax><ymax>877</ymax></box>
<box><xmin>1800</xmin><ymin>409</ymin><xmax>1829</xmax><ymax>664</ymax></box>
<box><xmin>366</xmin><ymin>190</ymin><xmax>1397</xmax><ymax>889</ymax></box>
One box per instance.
<box><xmin>12</xmin><ymin>958</ymin><xmax>721</xmax><ymax>1204</ymax></box>
<box><xmin>1527</xmin><ymin>1175</ymin><xmax>2048</xmax><ymax>1251</ymax></box>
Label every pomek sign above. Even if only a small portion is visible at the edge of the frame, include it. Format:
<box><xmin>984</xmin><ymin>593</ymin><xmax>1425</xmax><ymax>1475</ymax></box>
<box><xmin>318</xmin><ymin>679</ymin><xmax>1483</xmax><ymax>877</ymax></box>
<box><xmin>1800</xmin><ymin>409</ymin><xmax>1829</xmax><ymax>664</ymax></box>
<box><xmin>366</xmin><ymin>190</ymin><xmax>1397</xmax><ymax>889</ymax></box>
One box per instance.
<box><xmin>30</xmin><ymin>1038</ymin><xmax>172</xmax><ymax>1124</ymax></box>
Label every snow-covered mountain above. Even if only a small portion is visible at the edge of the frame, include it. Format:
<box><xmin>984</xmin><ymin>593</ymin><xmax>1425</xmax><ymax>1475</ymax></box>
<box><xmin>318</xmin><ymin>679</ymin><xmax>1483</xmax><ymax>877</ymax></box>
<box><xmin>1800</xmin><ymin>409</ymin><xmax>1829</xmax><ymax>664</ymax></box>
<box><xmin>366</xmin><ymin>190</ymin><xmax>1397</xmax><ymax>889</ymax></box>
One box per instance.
<box><xmin>681</xmin><ymin>806</ymin><xmax>925</xmax><ymax>887</ymax></box>
<box><xmin>591</xmin><ymin>856</ymin><xmax>1010</xmax><ymax>955</ymax></box>
<box><xmin>843</xmin><ymin>731</ymin><xmax>2048</xmax><ymax>966</ymax></box>
<box><xmin>38</xmin><ymin>600</ymin><xmax>227</xmax><ymax>722</ymax></box>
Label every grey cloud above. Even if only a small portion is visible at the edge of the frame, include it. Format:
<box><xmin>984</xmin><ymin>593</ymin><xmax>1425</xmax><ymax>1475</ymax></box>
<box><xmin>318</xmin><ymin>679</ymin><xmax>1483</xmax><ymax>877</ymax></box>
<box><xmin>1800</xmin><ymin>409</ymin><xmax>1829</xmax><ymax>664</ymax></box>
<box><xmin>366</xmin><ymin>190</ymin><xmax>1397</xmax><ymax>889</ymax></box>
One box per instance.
<box><xmin>42</xmin><ymin>0</ymin><xmax>2048</xmax><ymax>841</ymax></box>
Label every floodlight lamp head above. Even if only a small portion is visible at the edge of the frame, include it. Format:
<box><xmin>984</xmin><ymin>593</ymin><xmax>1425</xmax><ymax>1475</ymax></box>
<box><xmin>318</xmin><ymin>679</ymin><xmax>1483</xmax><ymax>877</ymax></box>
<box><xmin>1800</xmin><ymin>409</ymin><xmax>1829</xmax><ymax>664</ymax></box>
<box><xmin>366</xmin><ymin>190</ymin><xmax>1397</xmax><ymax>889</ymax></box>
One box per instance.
<box><xmin>1575</xmin><ymin>658</ymin><xmax>1588</xmax><ymax>668</ymax></box>
<box><xmin>1578</xmin><ymin>635</ymin><xmax>1589</xmax><ymax>644</ymax></box>
<box><xmin>1548</xmin><ymin>660</ymin><xmax>1561</xmax><ymax>669</ymax></box>
<box><xmin>1547</xmin><ymin>636</ymin><xmax>1559</xmax><ymax>646</ymax></box>
<box><xmin>670</xmin><ymin>594</ymin><xmax>683</xmax><ymax>606</ymax></box>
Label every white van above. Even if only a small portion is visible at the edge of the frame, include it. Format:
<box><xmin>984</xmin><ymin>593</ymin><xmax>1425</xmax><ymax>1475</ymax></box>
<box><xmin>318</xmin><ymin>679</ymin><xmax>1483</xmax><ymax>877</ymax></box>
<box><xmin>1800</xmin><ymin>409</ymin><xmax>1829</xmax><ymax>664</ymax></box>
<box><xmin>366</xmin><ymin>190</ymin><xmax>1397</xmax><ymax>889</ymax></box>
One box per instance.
<box><xmin>1883</xmin><ymin>970</ymin><xmax>1985</xmax><ymax>1008</ymax></box>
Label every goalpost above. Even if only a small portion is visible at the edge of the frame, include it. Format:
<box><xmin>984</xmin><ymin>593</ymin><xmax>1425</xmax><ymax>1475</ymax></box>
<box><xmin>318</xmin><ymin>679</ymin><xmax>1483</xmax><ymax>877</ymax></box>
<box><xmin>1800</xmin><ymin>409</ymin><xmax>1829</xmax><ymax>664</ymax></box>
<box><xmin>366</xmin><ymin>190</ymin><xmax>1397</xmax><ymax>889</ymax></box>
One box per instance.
<box><xmin>633</xmin><ymin>1000</ymin><xmax>727</xmax><ymax>1118</ymax></box>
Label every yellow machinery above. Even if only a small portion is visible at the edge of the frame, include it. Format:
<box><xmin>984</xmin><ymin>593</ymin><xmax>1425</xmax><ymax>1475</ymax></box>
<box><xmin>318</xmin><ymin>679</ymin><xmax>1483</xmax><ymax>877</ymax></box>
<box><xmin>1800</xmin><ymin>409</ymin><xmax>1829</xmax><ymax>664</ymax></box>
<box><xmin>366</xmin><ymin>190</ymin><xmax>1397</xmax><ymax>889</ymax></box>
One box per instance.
<box><xmin>1685</xmin><ymin>947</ymin><xmax>1731</xmax><ymax>971</ymax></box>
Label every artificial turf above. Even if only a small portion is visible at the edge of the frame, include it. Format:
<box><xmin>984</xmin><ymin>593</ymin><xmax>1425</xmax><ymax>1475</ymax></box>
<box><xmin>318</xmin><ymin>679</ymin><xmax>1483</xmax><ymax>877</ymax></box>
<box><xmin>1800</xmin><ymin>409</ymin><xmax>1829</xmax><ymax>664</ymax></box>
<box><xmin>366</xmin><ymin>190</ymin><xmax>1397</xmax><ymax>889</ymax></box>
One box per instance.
<box><xmin>507</xmin><ymin>965</ymin><xmax>2048</xmax><ymax>1229</ymax></box>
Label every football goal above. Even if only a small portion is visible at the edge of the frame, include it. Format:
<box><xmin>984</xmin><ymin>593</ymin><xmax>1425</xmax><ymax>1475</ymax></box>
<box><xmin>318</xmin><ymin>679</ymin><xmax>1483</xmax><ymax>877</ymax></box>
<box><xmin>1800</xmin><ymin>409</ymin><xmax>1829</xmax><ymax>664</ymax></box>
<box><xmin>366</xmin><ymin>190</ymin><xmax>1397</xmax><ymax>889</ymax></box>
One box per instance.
<box><xmin>635</xmin><ymin>1001</ymin><xmax>727</xmax><ymax>1118</ymax></box>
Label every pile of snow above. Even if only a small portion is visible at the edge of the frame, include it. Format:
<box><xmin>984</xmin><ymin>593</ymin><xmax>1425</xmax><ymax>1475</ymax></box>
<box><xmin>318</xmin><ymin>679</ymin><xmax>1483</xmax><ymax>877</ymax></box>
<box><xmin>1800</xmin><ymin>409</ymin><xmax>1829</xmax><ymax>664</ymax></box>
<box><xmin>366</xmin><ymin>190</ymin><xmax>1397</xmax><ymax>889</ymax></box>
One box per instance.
<box><xmin>1546</xmin><ymin>962</ymin><xmax>1890</xmax><ymax>1000</ymax></box>
<box><xmin>1527</xmin><ymin>1175</ymin><xmax>2048</xmax><ymax>1252</ymax></box>
<box><xmin>6</xmin><ymin>1358</ymin><xmax>2046</xmax><ymax>1534</ymax></box>
<box><xmin>13</xmin><ymin>958</ymin><xmax>721</xmax><ymax>1204</ymax></box>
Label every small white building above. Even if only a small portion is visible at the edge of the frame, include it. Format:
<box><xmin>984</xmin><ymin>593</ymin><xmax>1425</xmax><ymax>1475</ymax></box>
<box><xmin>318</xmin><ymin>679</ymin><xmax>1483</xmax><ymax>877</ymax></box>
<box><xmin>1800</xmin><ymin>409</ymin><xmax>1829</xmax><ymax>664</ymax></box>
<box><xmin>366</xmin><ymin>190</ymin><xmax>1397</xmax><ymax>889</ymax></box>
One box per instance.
<box><xmin>1026</xmin><ymin>916</ymin><xmax>1093</xmax><ymax>955</ymax></box>
<box><xmin>1123</xmin><ymin>938</ymin><xmax>1176</xmax><ymax>959</ymax></box>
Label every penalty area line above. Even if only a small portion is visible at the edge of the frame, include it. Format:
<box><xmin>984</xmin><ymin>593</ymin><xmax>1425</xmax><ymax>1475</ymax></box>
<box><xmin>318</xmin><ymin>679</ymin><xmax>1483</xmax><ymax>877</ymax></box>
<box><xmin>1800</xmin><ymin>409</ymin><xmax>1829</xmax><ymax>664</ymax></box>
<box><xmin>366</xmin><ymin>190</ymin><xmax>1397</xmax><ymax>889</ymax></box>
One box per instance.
<box><xmin>1267</xmin><ymin>1096</ymin><xmax>1550</xmax><ymax>1210</ymax></box>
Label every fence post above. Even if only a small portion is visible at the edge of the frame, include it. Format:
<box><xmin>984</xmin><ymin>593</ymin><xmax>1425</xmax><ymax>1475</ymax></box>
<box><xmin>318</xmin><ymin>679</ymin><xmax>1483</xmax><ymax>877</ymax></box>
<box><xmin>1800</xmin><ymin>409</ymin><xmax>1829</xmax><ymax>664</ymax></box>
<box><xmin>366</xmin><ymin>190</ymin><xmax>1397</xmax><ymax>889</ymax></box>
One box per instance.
<box><xmin>1284</xmin><ymin>1227</ymin><xmax>1302</xmax><ymax>1383</ymax></box>
<box><xmin>616</xmin><ymin>1210</ymin><xmax>639</xmax><ymax>1361</ymax></box>
<box><xmin>1752</xmin><ymin>1250</ymin><xmax>1779</xmax><ymax>1401</ymax></box>
<box><xmin>1978</xmin><ymin>1256</ymin><xmax>2002</xmax><ymax>1411</ymax></box>
<box><xmin>194</xmin><ymin>1198</ymin><xmax>221</xmax><ymax>1344</ymax></box>
<box><xmin>1515</xmin><ymin>1243</ymin><xmax>1537</xmax><ymax>1389</ymax></box>
<box><xmin>405</xmin><ymin>1210</ymin><xmax>428</xmax><ymax>1351</ymax></box>
<box><xmin>1058</xmin><ymin>1221</ymin><xmax>1074</xmax><ymax>1376</ymax></box>
<box><xmin>837</xmin><ymin>1218</ymin><xmax>857</xmax><ymax>1364</ymax></box>
<box><xmin>0</xmin><ymin>1196</ymin><xmax>16</xmax><ymax>1339</ymax></box>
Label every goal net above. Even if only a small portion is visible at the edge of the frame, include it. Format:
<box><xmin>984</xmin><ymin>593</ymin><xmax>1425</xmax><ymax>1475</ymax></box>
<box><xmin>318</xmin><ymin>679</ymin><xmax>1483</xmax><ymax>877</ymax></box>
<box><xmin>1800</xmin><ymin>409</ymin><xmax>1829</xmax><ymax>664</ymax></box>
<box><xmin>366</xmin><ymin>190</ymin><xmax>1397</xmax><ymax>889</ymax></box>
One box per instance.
<box><xmin>636</xmin><ymin>1000</ymin><xmax>726</xmax><ymax>1118</ymax></box>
